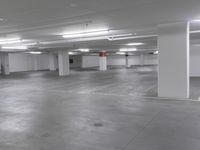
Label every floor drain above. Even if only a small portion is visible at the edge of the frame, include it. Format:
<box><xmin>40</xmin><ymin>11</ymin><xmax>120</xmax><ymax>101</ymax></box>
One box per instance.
<box><xmin>93</xmin><ymin>123</ymin><xmax>103</xmax><ymax>127</ymax></box>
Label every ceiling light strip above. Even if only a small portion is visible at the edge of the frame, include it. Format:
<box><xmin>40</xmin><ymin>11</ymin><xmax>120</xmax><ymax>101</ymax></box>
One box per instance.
<box><xmin>2</xmin><ymin>46</ymin><xmax>28</xmax><ymax>50</ymax></box>
<box><xmin>63</xmin><ymin>29</ymin><xmax>109</xmax><ymax>39</ymax></box>
<box><xmin>108</xmin><ymin>34</ymin><xmax>157</xmax><ymax>41</ymax></box>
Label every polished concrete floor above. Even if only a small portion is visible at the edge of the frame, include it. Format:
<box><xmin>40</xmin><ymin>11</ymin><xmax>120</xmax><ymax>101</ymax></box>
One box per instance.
<box><xmin>1</xmin><ymin>66</ymin><xmax>200</xmax><ymax>150</ymax></box>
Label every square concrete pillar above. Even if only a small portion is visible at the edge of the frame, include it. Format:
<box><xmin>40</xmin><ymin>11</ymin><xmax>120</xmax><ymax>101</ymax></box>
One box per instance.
<box><xmin>99</xmin><ymin>52</ymin><xmax>107</xmax><ymax>71</ymax></box>
<box><xmin>58</xmin><ymin>50</ymin><xmax>70</xmax><ymax>76</ymax></box>
<box><xmin>0</xmin><ymin>53</ymin><xmax>10</xmax><ymax>75</ymax></box>
<box><xmin>158</xmin><ymin>22</ymin><xmax>190</xmax><ymax>99</ymax></box>
<box><xmin>125</xmin><ymin>54</ymin><xmax>131</xmax><ymax>68</ymax></box>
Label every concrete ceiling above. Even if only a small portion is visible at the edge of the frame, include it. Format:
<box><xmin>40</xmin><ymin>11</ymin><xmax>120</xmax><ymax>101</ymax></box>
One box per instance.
<box><xmin>0</xmin><ymin>0</ymin><xmax>200</xmax><ymax>52</ymax></box>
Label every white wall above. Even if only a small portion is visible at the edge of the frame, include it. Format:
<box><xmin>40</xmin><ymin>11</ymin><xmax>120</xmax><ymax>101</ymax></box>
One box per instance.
<box><xmin>5</xmin><ymin>53</ymin><xmax>158</xmax><ymax>73</ymax></box>
<box><xmin>9</xmin><ymin>53</ymin><xmax>34</xmax><ymax>72</ymax></box>
<box><xmin>82</xmin><ymin>56</ymin><xmax>99</xmax><ymax>68</ymax></box>
<box><xmin>8</xmin><ymin>53</ymin><xmax>83</xmax><ymax>73</ymax></box>
<box><xmin>128</xmin><ymin>55</ymin><xmax>141</xmax><ymax>66</ymax></box>
<box><xmin>190</xmin><ymin>46</ymin><xmax>200</xmax><ymax>77</ymax></box>
<box><xmin>107</xmin><ymin>55</ymin><xmax>126</xmax><ymax>66</ymax></box>
<box><xmin>81</xmin><ymin>54</ymin><xmax>158</xmax><ymax>68</ymax></box>
<box><xmin>9</xmin><ymin>53</ymin><xmax>49</xmax><ymax>72</ymax></box>
<box><xmin>70</xmin><ymin>55</ymin><xmax>82</xmax><ymax>68</ymax></box>
<box><xmin>72</xmin><ymin>51</ymin><xmax>200</xmax><ymax>77</ymax></box>
<box><xmin>108</xmin><ymin>55</ymin><xmax>158</xmax><ymax>66</ymax></box>
<box><xmin>5</xmin><ymin>53</ymin><xmax>159</xmax><ymax>73</ymax></box>
<box><xmin>4</xmin><ymin>48</ymin><xmax>200</xmax><ymax>77</ymax></box>
<box><xmin>36</xmin><ymin>54</ymin><xmax>50</xmax><ymax>70</ymax></box>
<box><xmin>143</xmin><ymin>55</ymin><xmax>158</xmax><ymax>65</ymax></box>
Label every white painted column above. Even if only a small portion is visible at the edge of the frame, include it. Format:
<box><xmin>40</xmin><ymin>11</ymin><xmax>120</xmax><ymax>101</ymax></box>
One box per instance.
<box><xmin>58</xmin><ymin>50</ymin><xmax>70</xmax><ymax>76</ymax></box>
<box><xmin>0</xmin><ymin>53</ymin><xmax>10</xmax><ymax>75</ymax></box>
<box><xmin>125</xmin><ymin>54</ymin><xmax>131</xmax><ymax>68</ymax></box>
<box><xmin>0</xmin><ymin>55</ymin><xmax>1</xmax><ymax>74</ymax></box>
<box><xmin>99</xmin><ymin>51</ymin><xmax>107</xmax><ymax>71</ymax></box>
<box><xmin>158</xmin><ymin>22</ymin><xmax>190</xmax><ymax>99</ymax></box>
<box><xmin>140</xmin><ymin>54</ymin><xmax>145</xmax><ymax>66</ymax></box>
<box><xmin>49</xmin><ymin>53</ymin><xmax>56</xmax><ymax>71</ymax></box>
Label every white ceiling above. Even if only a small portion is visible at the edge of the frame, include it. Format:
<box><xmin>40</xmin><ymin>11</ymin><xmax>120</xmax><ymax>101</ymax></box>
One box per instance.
<box><xmin>0</xmin><ymin>0</ymin><xmax>200</xmax><ymax>52</ymax></box>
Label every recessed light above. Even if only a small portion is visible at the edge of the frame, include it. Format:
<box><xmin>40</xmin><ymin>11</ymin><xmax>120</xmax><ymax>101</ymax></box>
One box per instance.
<box><xmin>120</xmin><ymin>48</ymin><xmax>137</xmax><ymax>52</ymax></box>
<box><xmin>154</xmin><ymin>51</ymin><xmax>159</xmax><ymax>54</ymax></box>
<box><xmin>63</xmin><ymin>29</ymin><xmax>109</xmax><ymax>39</ymax></box>
<box><xmin>78</xmin><ymin>48</ymin><xmax>90</xmax><ymax>52</ymax></box>
<box><xmin>190</xmin><ymin>30</ymin><xmax>200</xmax><ymax>33</ymax></box>
<box><xmin>2</xmin><ymin>46</ymin><xmax>28</xmax><ymax>50</ymax></box>
<box><xmin>191</xmin><ymin>20</ymin><xmax>200</xmax><ymax>23</ymax></box>
<box><xmin>0</xmin><ymin>18</ymin><xmax>7</xmax><ymax>22</ymax></box>
<box><xmin>69</xmin><ymin>51</ymin><xmax>78</xmax><ymax>55</ymax></box>
<box><xmin>108</xmin><ymin>34</ymin><xmax>157</xmax><ymax>41</ymax></box>
<box><xmin>28</xmin><ymin>51</ymin><xmax>42</xmax><ymax>54</ymax></box>
<box><xmin>127</xmin><ymin>42</ymin><xmax>144</xmax><ymax>46</ymax></box>
<box><xmin>116</xmin><ymin>52</ymin><xmax>126</xmax><ymax>55</ymax></box>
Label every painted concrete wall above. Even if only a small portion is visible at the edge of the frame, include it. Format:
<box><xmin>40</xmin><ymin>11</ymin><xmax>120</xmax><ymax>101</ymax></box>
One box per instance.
<box><xmin>81</xmin><ymin>55</ymin><xmax>158</xmax><ymax>68</ymax></box>
<box><xmin>3</xmin><ymin>51</ymin><xmax>200</xmax><ymax>76</ymax></box>
<box><xmin>108</xmin><ymin>55</ymin><xmax>158</xmax><ymax>66</ymax></box>
<box><xmin>8</xmin><ymin>53</ymin><xmax>83</xmax><ymax>73</ymax></box>
<box><xmin>9</xmin><ymin>53</ymin><xmax>49</xmax><ymax>72</ymax></box>
<box><xmin>107</xmin><ymin>55</ymin><xmax>126</xmax><ymax>66</ymax></box>
<box><xmin>70</xmin><ymin>55</ymin><xmax>82</xmax><ymax>68</ymax></box>
<box><xmin>190</xmin><ymin>46</ymin><xmax>200</xmax><ymax>77</ymax></box>
<box><xmin>82</xmin><ymin>56</ymin><xmax>99</xmax><ymax>68</ymax></box>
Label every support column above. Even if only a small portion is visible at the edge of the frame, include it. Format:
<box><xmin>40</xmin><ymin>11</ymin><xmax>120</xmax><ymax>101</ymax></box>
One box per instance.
<box><xmin>125</xmin><ymin>54</ymin><xmax>131</xmax><ymax>68</ymax></box>
<box><xmin>140</xmin><ymin>54</ymin><xmax>145</xmax><ymax>66</ymax></box>
<box><xmin>158</xmin><ymin>22</ymin><xmax>190</xmax><ymax>99</ymax></box>
<box><xmin>0</xmin><ymin>53</ymin><xmax>10</xmax><ymax>75</ymax></box>
<box><xmin>99</xmin><ymin>51</ymin><xmax>107</xmax><ymax>71</ymax></box>
<box><xmin>49</xmin><ymin>53</ymin><xmax>56</xmax><ymax>71</ymax></box>
<box><xmin>58</xmin><ymin>50</ymin><xmax>69</xmax><ymax>76</ymax></box>
<box><xmin>0</xmin><ymin>55</ymin><xmax>1</xmax><ymax>74</ymax></box>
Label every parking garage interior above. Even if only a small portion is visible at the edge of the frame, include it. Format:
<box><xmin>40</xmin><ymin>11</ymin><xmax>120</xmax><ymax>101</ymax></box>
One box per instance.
<box><xmin>1</xmin><ymin>0</ymin><xmax>200</xmax><ymax>150</ymax></box>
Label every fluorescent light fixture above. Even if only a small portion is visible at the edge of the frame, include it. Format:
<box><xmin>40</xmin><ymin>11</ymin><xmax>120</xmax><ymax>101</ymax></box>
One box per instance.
<box><xmin>40</xmin><ymin>40</ymin><xmax>68</xmax><ymax>45</ymax></box>
<box><xmin>0</xmin><ymin>38</ymin><xmax>21</xmax><ymax>45</ymax></box>
<box><xmin>190</xmin><ymin>30</ymin><xmax>200</xmax><ymax>33</ymax></box>
<box><xmin>89</xmin><ymin>53</ymin><xmax>99</xmax><ymax>56</ymax></box>
<box><xmin>0</xmin><ymin>18</ymin><xmax>7</xmax><ymax>22</ymax></box>
<box><xmin>28</xmin><ymin>51</ymin><xmax>42</xmax><ymax>54</ymax></box>
<box><xmin>127</xmin><ymin>42</ymin><xmax>144</xmax><ymax>46</ymax></box>
<box><xmin>23</xmin><ymin>42</ymin><xmax>37</xmax><ymax>46</ymax></box>
<box><xmin>116</xmin><ymin>52</ymin><xmax>126</xmax><ymax>55</ymax></box>
<box><xmin>2</xmin><ymin>46</ymin><xmax>27</xmax><ymax>50</ymax></box>
<box><xmin>40</xmin><ymin>36</ymin><xmax>107</xmax><ymax>44</ymax></box>
<box><xmin>69</xmin><ymin>52</ymin><xmax>78</xmax><ymax>55</ymax></box>
<box><xmin>154</xmin><ymin>51</ymin><xmax>159</xmax><ymax>54</ymax></box>
<box><xmin>67</xmin><ymin>36</ymin><xmax>107</xmax><ymax>42</ymax></box>
<box><xmin>191</xmin><ymin>20</ymin><xmax>200</xmax><ymax>22</ymax></box>
<box><xmin>0</xmin><ymin>38</ymin><xmax>20</xmax><ymax>42</ymax></box>
<box><xmin>120</xmin><ymin>48</ymin><xmax>137</xmax><ymax>52</ymax></box>
<box><xmin>107</xmin><ymin>33</ymin><xmax>133</xmax><ymax>40</ymax></box>
<box><xmin>78</xmin><ymin>48</ymin><xmax>90</xmax><ymax>52</ymax></box>
<box><xmin>108</xmin><ymin>34</ymin><xmax>157</xmax><ymax>41</ymax></box>
<box><xmin>63</xmin><ymin>29</ymin><xmax>109</xmax><ymax>39</ymax></box>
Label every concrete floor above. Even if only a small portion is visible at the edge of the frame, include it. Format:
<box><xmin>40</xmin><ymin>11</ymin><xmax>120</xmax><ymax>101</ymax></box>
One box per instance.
<box><xmin>1</xmin><ymin>66</ymin><xmax>200</xmax><ymax>150</ymax></box>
